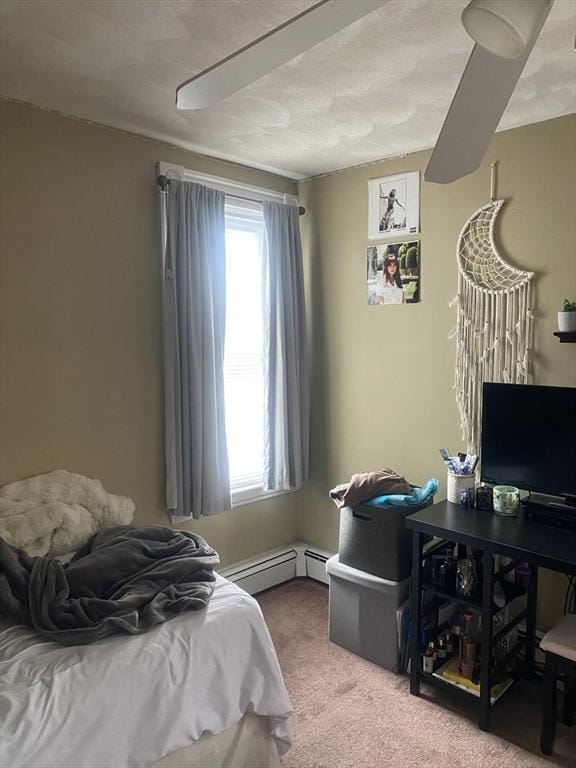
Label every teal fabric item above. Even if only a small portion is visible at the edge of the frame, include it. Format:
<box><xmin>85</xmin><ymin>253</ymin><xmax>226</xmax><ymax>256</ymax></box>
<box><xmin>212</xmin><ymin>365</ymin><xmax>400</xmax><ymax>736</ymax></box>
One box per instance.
<box><xmin>364</xmin><ymin>478</ymin><xmax>439</xmax><ymax>508</ymax></box>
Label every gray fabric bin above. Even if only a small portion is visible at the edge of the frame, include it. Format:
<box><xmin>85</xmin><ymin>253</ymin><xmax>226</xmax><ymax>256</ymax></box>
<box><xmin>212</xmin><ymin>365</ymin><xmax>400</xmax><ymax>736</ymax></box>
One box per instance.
<box><xmin>327</xmin><ymin>555</ymin><xmax>408</xmax><ymax>671</ymax></box>
<box><xmin>339</xmin><ymin>493</ymin><xmax>433</xmax><ymax>581</ymax></box>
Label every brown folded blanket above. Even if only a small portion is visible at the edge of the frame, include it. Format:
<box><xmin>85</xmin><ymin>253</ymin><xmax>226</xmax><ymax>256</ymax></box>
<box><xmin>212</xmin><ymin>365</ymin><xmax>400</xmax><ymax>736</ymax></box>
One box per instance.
<box><xmin>329</xmin><ymin>469</ymin><xmax>412</xmax><ymax>508</ymax></box>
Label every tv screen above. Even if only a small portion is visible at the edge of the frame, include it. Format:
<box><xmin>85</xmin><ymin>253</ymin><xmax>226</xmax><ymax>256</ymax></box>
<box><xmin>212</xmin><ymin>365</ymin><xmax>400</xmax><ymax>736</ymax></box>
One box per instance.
<box><xmin>480</xmin><ymin>383</ymin><xmax>576</xmax><ymax>498</ymax></box>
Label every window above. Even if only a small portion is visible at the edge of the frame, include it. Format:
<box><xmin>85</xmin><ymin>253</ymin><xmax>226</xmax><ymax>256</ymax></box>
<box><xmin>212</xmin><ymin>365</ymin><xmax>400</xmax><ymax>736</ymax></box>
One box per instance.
<box><xmin>224</xmin><ymin>199</ymin><xmax>266</xmax><ymax>503</ymax></box>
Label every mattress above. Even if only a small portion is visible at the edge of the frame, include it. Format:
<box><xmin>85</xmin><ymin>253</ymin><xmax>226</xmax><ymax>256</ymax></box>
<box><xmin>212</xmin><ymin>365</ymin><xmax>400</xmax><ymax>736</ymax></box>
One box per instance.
<box><xmin>152</xmin><ymin>713</ymin><xmax>281</xmax><ymax>768</ymax></box>
<box><xmin>0</xmin><ymin>575</ymin><xmax>292</xmax><ymax>768</ymax></box>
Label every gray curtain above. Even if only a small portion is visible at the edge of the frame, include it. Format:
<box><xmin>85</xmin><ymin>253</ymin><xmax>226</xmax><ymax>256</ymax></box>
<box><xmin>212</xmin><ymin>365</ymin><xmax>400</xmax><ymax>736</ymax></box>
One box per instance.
<box><xmin>162</xmin><ymin>180</ymin><xmax>231</xmax><ymax>519</ymax></box>
<box><xmin>262</xmin><ymin>201</ymin><xmax>309</xmax><ymax>491</ymax></box>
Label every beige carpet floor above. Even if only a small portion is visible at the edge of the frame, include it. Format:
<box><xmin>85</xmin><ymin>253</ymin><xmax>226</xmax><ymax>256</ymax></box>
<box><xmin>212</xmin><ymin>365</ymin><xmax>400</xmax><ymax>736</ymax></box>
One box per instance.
<box><xmin>257</xmin><ymin>580</ymin><xmax>576</xmax><ymax>768</ymax></box>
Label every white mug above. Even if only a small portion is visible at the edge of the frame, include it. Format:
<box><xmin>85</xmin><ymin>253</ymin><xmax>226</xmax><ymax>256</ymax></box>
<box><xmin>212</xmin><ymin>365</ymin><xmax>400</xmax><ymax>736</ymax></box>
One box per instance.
<box><xmin>493</xmin><ymin>485</ymin><xmax>520</xmax><ymax>517</ymax></box>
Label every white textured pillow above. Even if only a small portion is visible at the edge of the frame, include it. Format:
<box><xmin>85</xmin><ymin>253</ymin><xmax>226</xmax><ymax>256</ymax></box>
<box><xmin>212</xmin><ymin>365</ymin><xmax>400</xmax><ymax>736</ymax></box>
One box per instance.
<box><xmin>0</xmin><ymin>502</ymin><xmax>96</xmax><ymax>557</ymax></box>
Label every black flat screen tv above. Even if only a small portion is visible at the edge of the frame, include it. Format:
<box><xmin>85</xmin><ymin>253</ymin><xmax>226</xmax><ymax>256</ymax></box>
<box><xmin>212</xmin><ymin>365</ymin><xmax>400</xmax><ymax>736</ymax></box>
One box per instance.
<box><xmin>480</xmin><ymin>383</ymin><xmax>576</xmax><ymax>499</ymax></box>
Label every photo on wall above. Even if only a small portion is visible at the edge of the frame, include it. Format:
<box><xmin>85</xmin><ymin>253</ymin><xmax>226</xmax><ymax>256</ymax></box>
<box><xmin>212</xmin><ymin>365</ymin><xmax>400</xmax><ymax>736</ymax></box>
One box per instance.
<box><xmin>367</xmin><ymin>171</ymin><xmax>420</xmax><ymax>240</ymax></box>
<box><xmin>367</xmin><ymin>241</ymin><xmax>421</xmax><ymax>305</ymax></box>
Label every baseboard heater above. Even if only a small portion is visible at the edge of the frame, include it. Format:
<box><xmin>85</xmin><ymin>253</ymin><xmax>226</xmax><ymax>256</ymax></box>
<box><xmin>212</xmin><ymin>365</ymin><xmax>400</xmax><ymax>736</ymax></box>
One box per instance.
<box><xmin>219</xmin><ymin>542</ymin><xmax>333</xmax><ymax>595</ymax></box>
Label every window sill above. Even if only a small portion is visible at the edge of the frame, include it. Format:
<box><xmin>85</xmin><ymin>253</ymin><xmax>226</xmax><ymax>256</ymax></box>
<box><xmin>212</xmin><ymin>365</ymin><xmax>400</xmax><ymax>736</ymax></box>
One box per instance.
<box><xmin>231</xmin><ymin>486</ymin><xmax>298</xmax><ymax>507</ymax></box>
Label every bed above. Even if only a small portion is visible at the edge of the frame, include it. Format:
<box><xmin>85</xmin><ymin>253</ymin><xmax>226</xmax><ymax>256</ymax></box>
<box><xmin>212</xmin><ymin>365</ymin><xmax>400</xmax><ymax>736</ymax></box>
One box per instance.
<box><xmin>0</xmin><ymin>574</ymin><xmax>292</xmax><ymax>768</ymax></box>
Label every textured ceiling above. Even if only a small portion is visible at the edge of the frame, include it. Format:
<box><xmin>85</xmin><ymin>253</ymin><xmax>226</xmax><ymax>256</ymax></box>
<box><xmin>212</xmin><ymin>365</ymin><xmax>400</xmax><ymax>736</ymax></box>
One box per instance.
<box><xmin>0</xmin><ymin>0</ymin><xmax>574</xmax><ymax>179</ymax></box>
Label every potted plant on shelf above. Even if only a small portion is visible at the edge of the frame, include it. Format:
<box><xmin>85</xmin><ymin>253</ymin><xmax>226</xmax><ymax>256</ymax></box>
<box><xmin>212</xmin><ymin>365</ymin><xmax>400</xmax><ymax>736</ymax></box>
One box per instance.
<box><xmin>558</xmin><ymin>299</ymin><xmax>576</xmax><ymax>333</ymax></box>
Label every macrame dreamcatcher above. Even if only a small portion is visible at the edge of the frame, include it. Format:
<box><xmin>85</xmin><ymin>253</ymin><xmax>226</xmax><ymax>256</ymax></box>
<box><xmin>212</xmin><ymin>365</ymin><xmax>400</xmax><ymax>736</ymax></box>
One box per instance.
<box><xmin>450</xmin><ymin>164</ymin><xmax>534</xmax><ymax>453</ymax></box>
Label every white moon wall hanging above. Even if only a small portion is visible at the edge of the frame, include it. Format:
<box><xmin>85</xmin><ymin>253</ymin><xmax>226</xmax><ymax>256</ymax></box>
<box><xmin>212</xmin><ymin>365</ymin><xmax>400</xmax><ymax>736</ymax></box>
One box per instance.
<box><xmin>450</xmin><ymin>186</ymin><xmax>534</xmax><ymax>453</ymax></box>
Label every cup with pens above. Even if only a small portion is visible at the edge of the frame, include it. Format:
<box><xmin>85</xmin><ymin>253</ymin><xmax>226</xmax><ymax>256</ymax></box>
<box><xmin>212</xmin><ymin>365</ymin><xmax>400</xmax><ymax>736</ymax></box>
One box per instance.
<box><xmin>439</xmin><ymin>448</ymin><xmax>478</xmax><ymax>504</ymax></box>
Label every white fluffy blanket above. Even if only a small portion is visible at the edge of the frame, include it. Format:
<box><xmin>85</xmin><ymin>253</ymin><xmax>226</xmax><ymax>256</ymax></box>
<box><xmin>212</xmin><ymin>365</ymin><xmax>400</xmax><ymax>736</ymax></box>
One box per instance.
<box><xmin>0</xmin><ymin>470</ymin><xmax>135</xmax><ymax>557</ymax></box>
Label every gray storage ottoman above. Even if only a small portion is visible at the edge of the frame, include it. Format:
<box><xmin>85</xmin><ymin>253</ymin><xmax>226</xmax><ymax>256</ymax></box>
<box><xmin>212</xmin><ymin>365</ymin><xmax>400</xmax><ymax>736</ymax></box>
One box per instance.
<box><xmin>327</xmin><ymin>555</ymin><xmax>408</xmax><ymax>671</ymax></box>
<box><xmin>339</xmin><ymin>493</ymin><xmax>433</xmax><ymax>581</ymax></box>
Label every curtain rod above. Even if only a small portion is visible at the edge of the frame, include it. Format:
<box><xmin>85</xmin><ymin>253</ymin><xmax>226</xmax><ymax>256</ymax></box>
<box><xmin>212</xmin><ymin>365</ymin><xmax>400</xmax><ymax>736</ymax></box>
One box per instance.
<box><xmin>157</xmin><ymin>175</ymin><xmax>305</xmax><ymax>216</ymax></box>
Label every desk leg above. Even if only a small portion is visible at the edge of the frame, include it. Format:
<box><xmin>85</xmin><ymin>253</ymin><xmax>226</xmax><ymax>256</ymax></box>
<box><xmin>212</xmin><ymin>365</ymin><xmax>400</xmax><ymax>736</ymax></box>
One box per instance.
<box><xmin>410</xmin><ymin>531</ymin><xmax>423</xmax><ymax>696</ymax></box>
<box><xmin>479</xmin><ymin>549</ymin><xmax>494</xmax><ymax>732</ymax></box>
<box><xmin>525</xmin><ymin>564</ymin><xmax>538</xmax><ymax>677</ymax></box>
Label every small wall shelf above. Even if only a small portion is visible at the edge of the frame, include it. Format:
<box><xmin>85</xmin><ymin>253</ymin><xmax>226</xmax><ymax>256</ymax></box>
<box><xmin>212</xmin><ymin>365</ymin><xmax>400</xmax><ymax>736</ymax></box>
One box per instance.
<box><xmin>553</xmin><ymin>331</ymin><xmax>576</xmax><ymax>343</ymax></box>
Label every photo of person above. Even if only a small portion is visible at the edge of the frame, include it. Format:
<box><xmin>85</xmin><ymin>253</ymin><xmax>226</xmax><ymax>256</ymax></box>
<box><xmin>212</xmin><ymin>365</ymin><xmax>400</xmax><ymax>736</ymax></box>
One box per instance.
<box><xmin>375</xmin><ymin>246</ymin><xmax>405</xmax><ymax>304</ymax></box>
<box><xmin>367</xmin><ymin>172</ymin><xmax>420</xmax><ymax>240</ymax></box>
<box><xmin>367</xmin><ymin>241</ymin><xmax>421</xmax><ymax>305</ymax></box>
<box><xmin>378</xmin><ymin>181</ymin><xmax>406</xmax><ymax>233</ymax></box>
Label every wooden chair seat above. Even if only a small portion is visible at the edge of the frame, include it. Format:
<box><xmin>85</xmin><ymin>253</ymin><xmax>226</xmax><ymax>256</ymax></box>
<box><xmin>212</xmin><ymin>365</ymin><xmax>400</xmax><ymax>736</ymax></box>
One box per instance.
<box><xmin>540</xmin><ymin>614</ymin><xmax>575</xmax><ymax>756</ymax></box>
<box><xmin>541</xmin><ymin>614</ymin><xmax>576</xmax><ymax>662</ymax></box>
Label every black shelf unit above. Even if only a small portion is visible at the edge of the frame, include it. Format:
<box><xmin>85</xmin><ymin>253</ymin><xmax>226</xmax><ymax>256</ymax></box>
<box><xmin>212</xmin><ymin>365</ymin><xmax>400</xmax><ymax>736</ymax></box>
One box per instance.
<box><xmin>553</xmin><ymin>331</ymin><xmax>576</xmax><ymax>343</ymax></box>
<box><xmin>419</xmin><ymin>579</ymin><xmax>527</xmax><ymax>670</ymax></box>
<box><xmin>420</xmin><ymin>580</ymin><xmax>526</xmax><ymax>616</ymax></box>
<box><xmin>423</xmin><ymin>658</ymin><xmax>516</xmax><ymax>705</ymax></box>
<box><xmin>406</xmin><ymin>500</ymin><xmax>576</xmax><ymax>733</ymax></box>
<box><xmin>410</xmin><ymin>536</ymin><xmax>535</xmax><ymax>731</ymax></box>
<box><xmin>421</xmin><ymin>581</ymin><xmax>482</xmax><ymax>610</ymax></box>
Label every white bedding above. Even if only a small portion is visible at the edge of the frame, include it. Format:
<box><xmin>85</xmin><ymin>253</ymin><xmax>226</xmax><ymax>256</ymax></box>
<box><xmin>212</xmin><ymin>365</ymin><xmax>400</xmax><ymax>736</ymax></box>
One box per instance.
<box><xmin>0</xmin><ymin>575</ymin><xmax>292</xmax><ymax>768</ymax></box>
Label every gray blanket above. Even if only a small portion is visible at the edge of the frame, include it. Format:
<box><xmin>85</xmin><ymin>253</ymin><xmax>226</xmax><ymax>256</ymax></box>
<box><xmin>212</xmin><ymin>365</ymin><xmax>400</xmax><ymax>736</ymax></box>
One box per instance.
<box><xmin>0</xmin><ymin>525</ymin><xmax>219</xmax><ymax>645</ymax></box>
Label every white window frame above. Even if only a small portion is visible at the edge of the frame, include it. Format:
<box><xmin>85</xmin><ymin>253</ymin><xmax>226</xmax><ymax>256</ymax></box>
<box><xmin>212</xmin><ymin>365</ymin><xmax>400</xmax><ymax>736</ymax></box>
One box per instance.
<box><xmin>224</xmin><ymin>200</ymin><xmax>267</xmax><ymax>504</ymax></box>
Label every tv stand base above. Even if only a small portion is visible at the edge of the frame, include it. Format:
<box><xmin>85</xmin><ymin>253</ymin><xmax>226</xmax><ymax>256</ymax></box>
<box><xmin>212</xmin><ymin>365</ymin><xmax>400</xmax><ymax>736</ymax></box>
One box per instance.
<box><xmin>521</xmin><ymin>497</ymin><xmax>576</xmax><ymax>532</ymax></box>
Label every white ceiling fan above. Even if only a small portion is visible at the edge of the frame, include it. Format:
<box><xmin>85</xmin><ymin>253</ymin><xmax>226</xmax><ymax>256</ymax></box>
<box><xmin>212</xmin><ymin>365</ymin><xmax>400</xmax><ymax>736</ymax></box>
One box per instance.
<box><xmin>426</xmin><ymin>0</ymin><xmax>554</xmax><ymax>183</ymax></box>
<box><xmin>176</xmin><ymin>0</ymin><xmax>556</xmax><ymax>184</ymax></box>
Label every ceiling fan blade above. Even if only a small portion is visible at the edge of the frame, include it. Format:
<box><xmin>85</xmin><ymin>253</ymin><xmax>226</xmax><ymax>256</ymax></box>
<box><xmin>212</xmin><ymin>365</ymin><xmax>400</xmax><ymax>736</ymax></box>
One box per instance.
<box><xmin>176</xmin><ymin>0</ymin><xmax>388</xmax><ymax>110</ymax></box>
<box><xmin>426</xmin><ymin>3</ymin><xmax>552</xmax><ymax>184</ymax></box>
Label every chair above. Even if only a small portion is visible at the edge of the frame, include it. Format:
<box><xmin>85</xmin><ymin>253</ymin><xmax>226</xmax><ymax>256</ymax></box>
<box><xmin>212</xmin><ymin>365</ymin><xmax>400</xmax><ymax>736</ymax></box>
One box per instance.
<box><xmin>540</xmin><ymin>613</ymin><xmax>576</xmax><ymax>755</ymax></box>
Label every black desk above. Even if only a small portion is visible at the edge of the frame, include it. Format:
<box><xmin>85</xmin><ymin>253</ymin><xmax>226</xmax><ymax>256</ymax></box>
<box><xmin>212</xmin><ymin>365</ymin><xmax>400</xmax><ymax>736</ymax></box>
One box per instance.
<box><xmin>406</xmin><ymin>500</ymin><xmax>576</xmax><ymax>732</ymax></box>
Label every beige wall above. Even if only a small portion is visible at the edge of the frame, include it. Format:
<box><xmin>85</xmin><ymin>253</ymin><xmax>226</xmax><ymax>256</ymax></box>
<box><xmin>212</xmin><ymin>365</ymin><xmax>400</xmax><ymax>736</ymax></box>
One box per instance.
<box><xmin>0</xmin><ymin>98</ymin><xmax>300</xmax><ymax>567</ymax></box>
<box><xmin>298</xmin><ymin>115</ymin><xmax>576</xmax><ymax>628</ymax></box>
<box><xmin>1</xmin><ymin>98</ymin><xmax>574</xmax><ymax>626</ymax></box>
